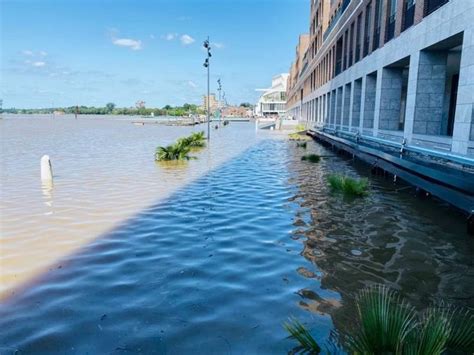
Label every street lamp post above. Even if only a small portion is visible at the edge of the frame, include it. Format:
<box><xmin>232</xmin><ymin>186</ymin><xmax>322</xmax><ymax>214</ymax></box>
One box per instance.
<box><xmin>203</xmin><ymin>37</ymin><xmax>212</xmax><ymax>140</ymax></box>
<box><xmin>217</xmin><ymin>78</ymin><xmax>222</xmax><ymax>124</ymax></box>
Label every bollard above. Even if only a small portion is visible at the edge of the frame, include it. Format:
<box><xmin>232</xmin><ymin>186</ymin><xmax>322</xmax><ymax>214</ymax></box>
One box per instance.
<box><xmin>41</xmin><ymin>155</ymin><xmax>53</xmax><ymax>182</ymax></box>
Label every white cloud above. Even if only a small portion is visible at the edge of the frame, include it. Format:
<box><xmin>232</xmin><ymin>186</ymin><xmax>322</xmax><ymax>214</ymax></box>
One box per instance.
<box><xmin>149</xmin><ymin>34</ymin><xmax>155</xmax><ymax>40</ymax></box>
<box><xmin>22</xmin><ymin>50</ymin><xmax>34</xmax><ymax>56</ymax></box>
<box><xmin>162</xmin><ymin>33</ymin><xmax>178</xmax><ymax>41</ymax></box>
<box><xmin>112</xmin><ymin>38</ymin><xmax>142</xmax><ymax>50</ymax></box>
<box><xmin>180</xmin><ymin>34</ymin><xmax>195</xmax><ymax>45</ymax></box>
<box><xmin>32</xmin><ymin>61</ymin><xmax>46</xmax><ymax>67</ymax></box>
<box><xmin>39</xmin><ymin>51</ymin><xmax>48</xmax><ymax>57</ymax></box>
<box><xmin>187</xmin><ymin>81</ymin><xmax>197</xmax><ymax>88</ymax></box>
<box><xmin>212</xmin><ymin>42</ymin><xmax>224</xmax><ymax>49</ymax></box>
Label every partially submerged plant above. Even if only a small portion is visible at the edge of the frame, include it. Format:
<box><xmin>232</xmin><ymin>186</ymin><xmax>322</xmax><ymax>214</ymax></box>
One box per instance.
<box><xmin>284</xmin><ymin>317</ymin><xmax>321</xmax><ymax>354</ymax></box>
<box><xmin>155</xmin><ymin>140</ymin><xmax>191</xmax><ymax>161</ymax></box>
<box><xmin>301</xmin><ymin>154</ymin><xmax>321</xmax><ymax>163</ymax></box>
<box><xmin>289</xmin><ymin>133</ymin><xmax>310</xmax><ymax>141</ymax></box>
<box><xmin>327</xmin><ymin>174</ymin><xmax>368</xmax><ymax>197</ymax></box>
<box><xmin>177</xmin><ymin>131</ymin><xmax>206</xmax><ymax>148</ymax></box>
<box><xmin>296</xmin><ymin>142</ymin><xmax>307</xmax><ymax>148</ymax></box>
<box><xmin>284</xmin><ymin>285</ymin><xmax>474</xmax><ymax>355</ymax></box>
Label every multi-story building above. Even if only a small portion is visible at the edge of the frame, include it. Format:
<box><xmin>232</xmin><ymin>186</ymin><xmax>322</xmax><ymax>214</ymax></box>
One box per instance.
<box><xmin>202</xmin><ymin>94</ymin><xmax>218</xmax><ymax>112</ymax></box>
<box><xmin>287</xmin><ymin>0</ymin><xmax>473</xmax><ymax>157</ymax></box>
<box><xmin>255</xmin><ymin>73</ymin><xmax>289</xmax><ymax>117</ymax></box>
<box><xmin>287</xmin><ymin>0</ymin><xmax>474</xmax><ymax>219</ymax></box>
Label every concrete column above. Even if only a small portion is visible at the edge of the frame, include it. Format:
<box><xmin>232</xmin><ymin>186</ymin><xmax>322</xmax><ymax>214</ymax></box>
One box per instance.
<box><xmin>373</xmin><ymin>68</ymin><xmax>384</xmax><ymax>135</ymax></box>
<box><xmin>336</xmin><ymin>86</ymin><xmax>343</xmax><ymax>129</ymax></box>
<box><xmin>360</xmin><ymin>75</ymin><xmax>367</xmax><ymax>132</ymax></box>
<box><xmin>343</xmin><ymin>83</ymin><xmax>351</xmax><ymax>130</ymax></box>
<box><xmin>379</xmin><ymin>67</ymin><xmax>404</xmax><ymax>131</ymax></box>
<box><xmin>404</xmin><ymin>51</ymin><xmax>421</xmax><ymax>143</ymax></box>
<box><xmin>413</xmin><ymin>50</ymin><xmax>448</xmax><ymax>135</ymax></box>
<box><xmin>364</xmin><ymin>73</ymin><xmax>378</xmax><ymax>131</ymax></box>
<box><xmin>348</xmin><ymin>81</ymin><xmax>354</xmax><ymax>130</ymax></box>
<box><xmin>352</xmin><ymin>79</ymin><xmax>362</xmax><ymax>131</ymax></box>
<box><xmin>452</xmin><ymin>27</ymin><xmax>474</xmax><ymax>155</ymax></box>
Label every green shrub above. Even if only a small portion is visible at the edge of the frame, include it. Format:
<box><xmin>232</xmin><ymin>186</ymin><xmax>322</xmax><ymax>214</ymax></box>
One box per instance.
<box><xmin>178</xmin><ymin>131</ymin><xmax>206</xmax><ymax>148</ymax></box>
<box><xmin>155</xmin><ymin>140</ymin><xmax>191</xmax><ymax>161</ymax></box>
<box><xmin>301</xmin><ymin>154</ymin><xmax>321</xmax><ymax>163</ymax></box>
<box><xmin>327</xmin><ymin>174</ymin><xmax>368</xmax><ymax>197</ymax></box>
<box><xmin>288</xmin><ymin>132</ymin><xmax>310</xmax><ymax>141</ymax></box>
<box><xmin>285</xmin><ymin>285</ymin><xmax>474</xmax><ymax>355</ymax></box>
<box><xmin>296</xmin><ymin>142</ymin><xmax>307</xmax><ymax>148</ymax></box>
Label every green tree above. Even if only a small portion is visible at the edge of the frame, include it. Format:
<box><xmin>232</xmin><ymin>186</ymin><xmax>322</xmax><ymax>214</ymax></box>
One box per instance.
<box><xmin>240</xmin><ymin>102</ymin><xmax>252</xmax><ymax>108</ymax></box>
<box><xmin>106</xmin><ymin>102</ymin><xmax>116</xmax><ymax>112</ymax></box>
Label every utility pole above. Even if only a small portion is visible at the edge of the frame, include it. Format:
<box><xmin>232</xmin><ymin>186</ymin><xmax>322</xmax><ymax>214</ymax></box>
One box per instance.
<box><xmin>203</xmin><ymin>37</ymin><xmax>212</xmax><ymax>140</ymax></box>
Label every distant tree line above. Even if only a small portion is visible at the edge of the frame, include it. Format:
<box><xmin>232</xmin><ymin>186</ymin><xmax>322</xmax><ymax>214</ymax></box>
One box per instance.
<box><xmin>0</xmin><ymin>103</ymin><xmax>206</xmax><ymax>117</ymax></box>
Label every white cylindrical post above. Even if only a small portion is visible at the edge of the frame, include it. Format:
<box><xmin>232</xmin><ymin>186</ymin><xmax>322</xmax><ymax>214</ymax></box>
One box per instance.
<box><xmin>41</xmin><ymin>155</ymin><xmax>53</xmax><ymax>182</ymax></box>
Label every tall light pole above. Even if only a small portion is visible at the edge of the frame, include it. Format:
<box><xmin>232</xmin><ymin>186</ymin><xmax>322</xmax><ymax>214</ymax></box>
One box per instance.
<box><xmin>203</xmin><ymin>37</ymin><xmax>212</xmax><ymax>140</ymax></box>
<box><xmin>217</xmin><ymin>78</ymin><xmax>222</xmax><ymax>124</ymax></box>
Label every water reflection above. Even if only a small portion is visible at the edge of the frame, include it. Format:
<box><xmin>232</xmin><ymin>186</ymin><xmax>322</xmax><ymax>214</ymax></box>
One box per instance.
<box><xmin>288</xmin><ymin>140</ymin><xmax>474</xmax><ymax>337</ymax></box>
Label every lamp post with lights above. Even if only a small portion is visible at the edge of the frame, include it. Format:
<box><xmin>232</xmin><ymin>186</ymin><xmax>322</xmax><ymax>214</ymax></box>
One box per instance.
<box><xmin>203</xmin><ymin>37</ymin><xmax>211</xmax><ymax>140</ymax></box>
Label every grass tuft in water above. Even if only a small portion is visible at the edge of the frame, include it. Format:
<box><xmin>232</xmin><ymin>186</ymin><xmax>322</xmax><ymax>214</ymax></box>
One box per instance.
<box><xmin>301</xmin><ymin>154</ymin><xmax>321</xmax><ymax>163</ymax></box>
<box><xmin>296</xmin><ymin>142</ymin><xmax>307</xmax><ymax>148</ymax></box>
<box><xmin>285</xmin><ymin>285</ymin><xmax>474</xmax><ymax>355</ymax></box>
<box><xmin>327</xmin><ymin>174</ymin><xmax>368</xmax><ymax>197</ymax></box>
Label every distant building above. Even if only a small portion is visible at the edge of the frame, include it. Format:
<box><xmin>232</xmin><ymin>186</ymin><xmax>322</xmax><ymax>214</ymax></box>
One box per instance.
<box><xmin>222</xmin><ymin>106</ymin><xmax>251</xmax><ymax>117</ymax></box>
<box><xmin>135</xmin><ymin>100</ymin><xmax>146</xmax><ymax>109</ymax></box>
<box><xmin>202</xmin><ymin>94</ymin><xmax>218</xmax><ymax>112</ymax></box>
<box><xmin>255</xmin><ymin>73</ymin><xmax>289</xmax><ymax>117</ymax></box>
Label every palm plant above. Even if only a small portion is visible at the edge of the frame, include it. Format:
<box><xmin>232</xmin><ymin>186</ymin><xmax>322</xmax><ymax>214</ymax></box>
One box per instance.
<box><xmin>301</xmin><ymin>154</ymin><xmax>321</xmax><ymax>163</ymax></box>
<box><xmin>155</xmin><ymin>140</ymin><xmax>191</xmax><ymax>161</ymax></box>
<box><xmin>284</xmin><ymin>285</ymin><xmax>474</xmax><ymax>354</ymax></box>
<box><xmin>327</xmin><ymin>174</ymin><xmax>369</xmax><ymax>197</ymax></box>
<box><xmin>178</xmin><ymin>131</ymin><xmax>206</xmax><ymax>148</ymax></box>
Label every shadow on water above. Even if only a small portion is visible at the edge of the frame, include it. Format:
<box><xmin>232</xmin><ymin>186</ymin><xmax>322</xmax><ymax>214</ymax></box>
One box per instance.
<box><xmin>0</xmin><ymin>139</ymin><xmax>473</xmax><ymax>354</ymax></box>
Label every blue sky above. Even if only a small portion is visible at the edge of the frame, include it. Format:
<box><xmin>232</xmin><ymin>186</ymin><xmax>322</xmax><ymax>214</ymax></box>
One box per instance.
<box><xmin>1</xmin><ymin>0</ymin><xmax>308</xmax><ymax>108</ymax></box>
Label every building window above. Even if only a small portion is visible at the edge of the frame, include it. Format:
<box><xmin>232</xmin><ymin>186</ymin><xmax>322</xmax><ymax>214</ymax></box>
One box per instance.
<box><xmin>425</xmin><ymin>0</ymin><xmax>449</xmax><ymax>16</ymax></box>
<box><xmin>349</xmin><ymin>22</ymin><xmax>354</xmax><ymax>66</ymax></box>
<box><xmin>335</xmin><ymin>37</ymin><xmax>343</xmax><ymax>75</ymax></box>
<box><xmin>385</xmin><ymin>0</ymin><xmax>397</xmax><ymax>42</ymax></box>
<box><xmin>363</xmin><ymin>2</ymin><xmax>372</xmax><ymax>58</ymax></box>
<box><xmin>402</xmin><ymin>0</ymin><xmax>415</xmax><ymax>31</ymax></box>
<box><xmin>355</xmin><ymin>14</ymin><xmax>362</xmax><ymax>62</ymax></box>
<box><xmin>373</xmin><ymin>0</ymin><xmax>382</xmax><ymax>50</ymax></box>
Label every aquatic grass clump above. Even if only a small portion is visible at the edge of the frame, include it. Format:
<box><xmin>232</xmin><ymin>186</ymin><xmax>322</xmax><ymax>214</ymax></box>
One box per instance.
<box><xmin>327</xmin><ymin>174</ymin><xmax>368</xmax><ymax>197</ymax></box>
<box><xmin>289</xmin><ymin>133</ymin><xmax>310</xmax><ymax>141</ymax></box>
<box><xmin>296</xmin><ymin>142</ymin><xmax>307</xmax><ymax>148</ymax></box>
<box><xmin>285</xmin><ymin>285</ymin><xmax>474</xmax><ymax>355</ymax></box>
<box><xmin>155</xmin><ymin>140</ymin><xmax>191</xmax><ymax>161</ymax></box>
<box><xmin>301</xmin><ymin>154</ymin><xmax>320</xmax><ymax>163</ymax></box>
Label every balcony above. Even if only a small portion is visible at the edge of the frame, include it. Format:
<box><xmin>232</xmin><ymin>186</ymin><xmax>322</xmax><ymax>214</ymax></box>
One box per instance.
<box><xmin>425</xmin><ymin>0</ymin><xmax>449</xmax><ymax>16</ymax></box>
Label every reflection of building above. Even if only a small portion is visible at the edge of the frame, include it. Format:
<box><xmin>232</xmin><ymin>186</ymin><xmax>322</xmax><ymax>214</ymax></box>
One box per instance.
<box><xmin>202</xmin><ymin>94</ymin><xmax>218</xmax><ymax>112</ymax></box>
<box><xmin>287</xmin><ymin>0</ymin><xmax>473</xmax><ymax>157</ymax></box>
<box><xmin>255</xmin><ymin>74</ymin><xmax>289</xmax><ymax>117</ymax></box>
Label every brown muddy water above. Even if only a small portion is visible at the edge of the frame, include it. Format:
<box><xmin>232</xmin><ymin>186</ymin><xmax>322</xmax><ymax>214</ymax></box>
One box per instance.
<box><xmin>0</xmin><ymin>115</ymin><xmax>473</xmax><ymax>354</ymax></box>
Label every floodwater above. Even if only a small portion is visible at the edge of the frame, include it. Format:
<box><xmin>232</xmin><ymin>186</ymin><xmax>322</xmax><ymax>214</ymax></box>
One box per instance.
<box><xmin>0</xmin><ymin>115</ymin><xmax>473</xmax><ymax>354</ymax></box>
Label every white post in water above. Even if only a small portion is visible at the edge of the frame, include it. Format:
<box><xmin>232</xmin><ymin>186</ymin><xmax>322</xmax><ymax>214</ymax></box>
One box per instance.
<box><xmin>41</xmin><ymin>155</ymin><xmax>53</xmax><ymax>182</ymax></box>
